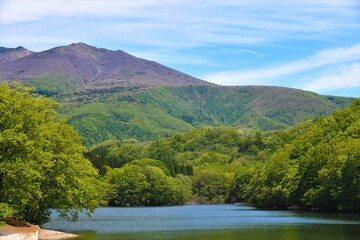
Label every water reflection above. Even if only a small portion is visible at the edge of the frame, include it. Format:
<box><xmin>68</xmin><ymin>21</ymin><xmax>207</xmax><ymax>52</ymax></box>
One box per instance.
<box><xmin>44</xmin><ymin>205</ymin><xmax>360</xmax><ymax>240</ymax></box>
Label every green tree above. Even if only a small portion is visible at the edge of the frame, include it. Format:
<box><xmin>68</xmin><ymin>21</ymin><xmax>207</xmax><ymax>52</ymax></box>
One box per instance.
<box><xmin>147</xmin><ymin>141</ymin><xmax>178</xmax><ymax>176</ymax></box>
<box><xmin>105</xmin><ymin>165</ymin><xmax>150</xmax><ymax>206</ymax></box>
<box><xmin>192</xmin><ymin>169</ymin><xmax>234</xmax><ymax>203</ymax></box>
<box><xmin>0</xmin><ymin>83</ymin><xmax>100</xmax><ymax>225</ymax></box>
<box><xmin>130</xmin><ymin>158</ymin><xmax>171</xmax><ymax>176</ymax></box>
<box><xmin>104</xmin><ymin>161</ymin><xmax>191</xmax><ymax>206</ymax></box>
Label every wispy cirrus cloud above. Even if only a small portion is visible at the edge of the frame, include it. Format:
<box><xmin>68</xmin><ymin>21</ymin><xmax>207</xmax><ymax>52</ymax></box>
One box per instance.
<box><xmin>0</xmin><ymin>0</ymin><xmax>359</xmax><ymax>97</ymax></box>
<box><xmin>303</xmin><ymin>63</ymin><xmax>360</xmax><ymax>93</ymax></box>
<box><xmin>130</xmin><ymin>51</ymin><xmax>212</xmax><ymax>66</ymax></box>
<box><xmin>1</xmin><ymin>0</ymin><xmax>359</xmax><ymax>49</ymax></box>
<box><xmin>203</xmin><ymin>44</ymin><xmax>360</xmax><ymax>86</ymax></box>
<box><xmin>232</xmin><ymin>49</ymin><xmax>263</xmax><ymax>57</ymax></box>
<box><xmin>0</xmin><ymin>0</ymin><xmax>160</xmax><ymax>24</ymax></box>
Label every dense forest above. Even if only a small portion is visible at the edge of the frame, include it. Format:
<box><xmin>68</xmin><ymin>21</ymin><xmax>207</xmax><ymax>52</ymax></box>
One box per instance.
<box><xmin>0</xmin><ymin>83</ymin><xmax>359</xmax><ymax>226</ymax></box>
<box><xmin>87</xmin><ymin>98</ymin><xmax>359</xmax><ymax>210</ymax></box>
<box><xmin>62</xmin><ymin>85</ymin><xmax>354</xmax><ymax>145</ymax></box>
<box><xmin>229</xmin><ymin>99</ymin><xmax>360</xmax><ymax>210</ymax></box>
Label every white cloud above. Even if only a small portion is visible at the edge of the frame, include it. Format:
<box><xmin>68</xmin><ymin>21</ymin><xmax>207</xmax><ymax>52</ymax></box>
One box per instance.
<box><xmin>129</xmin><ymin>51</ymin><xmax>211</xmax><ymax>66</ymax></box>
<box><xmin>303</xmin><ymin>63</ymin><xmax>360</xmax><ymax>92</ymax></box>
<box><xmin>1</xmin><ymin>0</ymin><xmax>359</xmax><ymax>49</ymax></box>
<box><xmin>235</xmin><ymin>49</ymin><xmax>263</xmax><ymax>57</ymax></box>
<box><xmin>0</xmin><ymin>0</ymin><xmax>160</xmax><ymax>24</ymax></box>
<box><xmin>0</xmin><ymin>0</ymin><xmax>359</xmax><ymax>98</ymax></box>
<box><xmin>203</xmin><ymin>44</ymin><xmax>360</xmax><ymax>85</ymax></box>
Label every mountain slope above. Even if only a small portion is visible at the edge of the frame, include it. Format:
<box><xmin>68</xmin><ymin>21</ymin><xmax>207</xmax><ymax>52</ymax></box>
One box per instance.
<box><xmin>0</xmin><ymin>43</ymin><xmax>355</xmax><ymax>145</ymax></box>
<box><xmin>60</xmin><ymin>85</ymin><xmax>354</xmax><ymax>145</ymax></box>
<box><xmin>0</xmin><ymin>43</ymin><xmax>209</xmax><ymax>95</ymax></box>
<box><xmin>138</xmin><ymin>86</ymin><xmax>353</xmax><ymax>130</ymax></box>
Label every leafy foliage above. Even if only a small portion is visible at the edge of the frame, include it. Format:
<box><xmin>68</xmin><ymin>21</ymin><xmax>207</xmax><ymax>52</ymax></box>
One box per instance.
<box><xmin>3</xmin><ymin>79</ymin><xmax>354</xmax><ymax>213</ymax></box>
<box><xmin>0</xmin><ymin>83</ymin><xmax>100</xmax><ymax>225</ymax></box>
<box><xmin>58</xmin><ymin>85</ymin><xmax>354</xmax><ymax>145</ymax></box>
<box><xmin>104</xmin><ymin>160</ymin><xmax>191</xmax><ymax>206</ymax></box>
<box><xmin>85</xmin><ymin>139</ymin><xmax>146</xmax><ymax>175</ymax></box>
<box><xmin>88</xmin><ymin>127</ymin><xmax>269</xmax><ymax>204</ymax></box>
<box><xmin>229</xmin><ymin>99</ymin><xmax>360</xmax><ymax>211</ymax></box>
<box><xmin>90</xmin><ymin>100</ymin><xmax>360</xmax><ymax>210</ymax></box>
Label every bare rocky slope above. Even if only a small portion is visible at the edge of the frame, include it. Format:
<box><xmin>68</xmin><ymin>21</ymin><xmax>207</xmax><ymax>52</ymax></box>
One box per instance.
<box><xmin>0</xmin><ymin>46</ymin><xmax>33</xmax><ymax>64</ymax></box>
<box><xmin>0</xmin><ymin>43</ymin><xmax>209</xmax><ymax>95</ymax></box>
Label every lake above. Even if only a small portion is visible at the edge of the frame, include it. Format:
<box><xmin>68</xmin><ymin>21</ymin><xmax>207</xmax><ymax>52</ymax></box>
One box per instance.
<box><xmin>43</xmin><ymin>205</ymin><xmax>360</xmax><ymax>240</ymax></box>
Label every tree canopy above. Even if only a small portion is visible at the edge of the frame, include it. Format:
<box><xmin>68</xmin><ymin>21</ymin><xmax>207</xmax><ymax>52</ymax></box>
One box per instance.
<box><xmin>104</xmin><ymin>160</ymin><xmax>191</xmax><ymax>206</ymax></box>
<box><xmin>88</xmin><ymin>99</ymin><xmax>360</xmax><ymax>210</ymax></box>
<box><xmin>228</xmin><ymin>99</ymin><xmax>360</xmax><ymax>211</ymax></box>
<box><xmin>0</xmin><ymin>83</ymin><xmax>100</xmax><ymax>225</ymax></box>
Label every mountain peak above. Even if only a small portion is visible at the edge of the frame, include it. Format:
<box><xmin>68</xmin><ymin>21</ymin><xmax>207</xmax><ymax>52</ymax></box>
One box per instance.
<box><xmin>0</xmin><ymin>46</ymin><xmax>33</xmax><ymax>64</ymax></box>
<box><xmin>0</xmin><ymin>46</ymin><xmax>29</xmax><ymax>53</ymax></box>
<box><xmin>0</xmin><ymin>43</ymin><xmax>210</xmax><ymax>94</ymax></box>
<box><xmin>69</xmin><ymin>42</ymin><xmax>94</xmax><ymax>48</ymax></box>
<box><xmin>71</xmin><ymin>42</ymin><xmax>88</xmax><ymax>46</ymax></box>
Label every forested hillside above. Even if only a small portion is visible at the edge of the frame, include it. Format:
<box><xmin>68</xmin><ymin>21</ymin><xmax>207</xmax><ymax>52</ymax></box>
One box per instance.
<box><xmin>229</xmin><ymin>98</ymin><xmax>360</xmax><ymax>211</ymax></box>
<box><xmin>87</xmin><ymin>127</ymin><xmax>266</xmax><ymax>205</ymax></box>
<box><xmin>61</xmin><ymin>85</ymin><xmax>354</xmax><ymax>145</ymax></box>
<box><xmin>87</xmin><ymin>99</ymin><xmax>360</xmax><ymax>210</ymax></box>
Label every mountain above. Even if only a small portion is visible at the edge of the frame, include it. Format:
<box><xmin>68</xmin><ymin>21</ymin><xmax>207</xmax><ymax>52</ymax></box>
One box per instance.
<box><xmin>0</xmin><ymin>42</ymin><xmax>209</xmax><ymax>95</ymax></box>
<box><xmin>0</xmin><ymin>46</ymin><xmax>33</xmax><ymax>64</ymax></box>
<box><xmin>0</xmin><ymin>43</ymin><xmax>355</xmax><ymax>145</ymax></box>
<box><xmin>60</xmin><ymin>84</ymin><xmax>354</xmax><ymax>145</ymax></box>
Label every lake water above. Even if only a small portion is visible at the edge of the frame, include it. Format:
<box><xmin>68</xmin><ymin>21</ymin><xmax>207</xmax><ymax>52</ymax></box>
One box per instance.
<box><xmin>43</xmin><ymin>205</ymin><xmax>360</xmax><ymax>240</ymax></box>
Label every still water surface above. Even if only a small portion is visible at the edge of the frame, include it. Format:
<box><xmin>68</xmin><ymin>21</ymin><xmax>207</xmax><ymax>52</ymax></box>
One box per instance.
<box><xmin>44</xmin><ymin>205</ymin><xmax>360</xmax><ymax>240</ymax></box>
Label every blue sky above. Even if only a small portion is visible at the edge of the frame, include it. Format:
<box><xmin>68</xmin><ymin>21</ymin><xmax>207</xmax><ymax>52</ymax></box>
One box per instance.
<box><xmin>0</xmin><ymin>0</ymin><xmax>359</xmax><ymax>97</ymax></box>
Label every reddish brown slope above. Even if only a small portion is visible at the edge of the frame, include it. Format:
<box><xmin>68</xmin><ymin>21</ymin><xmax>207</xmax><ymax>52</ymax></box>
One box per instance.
<box><xmin>0</xmin><ymin>43</ymin><xmax>210</xmax><ymax>92</ymax></box>
<box><xmin>0</xmin><ymin>46</ymin><xmax>33</xmax><ymax>64</ymax></box>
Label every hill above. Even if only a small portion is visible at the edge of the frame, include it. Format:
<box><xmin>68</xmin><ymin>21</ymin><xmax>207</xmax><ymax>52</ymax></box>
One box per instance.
<box><xmin>86</xmin><ymin>98</ymin><xmax>360</xmax><ymax>207</ymax></box>
<box><xmin>229</xmin><ymin>98</ymin><xmax>360</xmax><ymax>210</ymax></box>
<box><xmin>0</xmin><ymin>43</ymin><xmax>355</xmax><ymax>145</ymax></box>
<box><xmin>61</xmin><ymin>85</ymin><xmax>354</xmax><ymax>145</ymax></box>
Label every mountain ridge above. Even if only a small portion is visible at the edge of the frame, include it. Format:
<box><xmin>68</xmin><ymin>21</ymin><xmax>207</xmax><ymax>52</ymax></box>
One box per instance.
<box><xmin>0</xmin><ymin>43</ymin><xmax>210</xmax><ymax>95</ymax></box>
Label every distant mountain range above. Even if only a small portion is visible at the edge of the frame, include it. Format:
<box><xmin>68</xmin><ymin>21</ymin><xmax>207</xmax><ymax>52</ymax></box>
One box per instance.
<box><xmin>0</xmin><ymin>43</ymin><xmax>355</xmax><ymax>145</ymax></box>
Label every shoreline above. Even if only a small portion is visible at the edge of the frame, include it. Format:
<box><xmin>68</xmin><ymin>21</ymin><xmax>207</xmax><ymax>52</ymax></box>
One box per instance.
<box><xmin>0</xmin><ymin>224</ymin><xmax>78</xmax><ymax>240</ymax></box>
<box><xmin>39</xmin><ymin>228</ymin><xmax>78</xmax><ymax>239</ymax></box>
